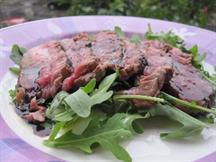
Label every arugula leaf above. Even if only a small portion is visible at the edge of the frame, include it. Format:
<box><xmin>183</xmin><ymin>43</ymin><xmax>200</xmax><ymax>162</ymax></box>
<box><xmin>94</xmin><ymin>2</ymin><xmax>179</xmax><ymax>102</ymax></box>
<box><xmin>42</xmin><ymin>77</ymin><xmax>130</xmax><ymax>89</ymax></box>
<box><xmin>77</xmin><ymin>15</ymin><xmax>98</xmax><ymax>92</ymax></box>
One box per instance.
<box><xmin>93</xmin><ymin>72</ymin><xmax>118</xmax><ymax>94</ymax></box>
<box><xmin>10</xmin><ymin>44</ymin><xmax>26</xmax><ymax>65</ymax></box>
<box><xmin>48</xmin><ymin>72</ymin><xmax>118</xmax><ymax>120</ymax></box>
<box><xmin>9</xmin><ymin>67</ymin><xmax>20</xmax><ymax>75</ymax></box>
<box><xmin>144</xmin><ymin>24</ymin><xmax>184</xmax><ymax>48</ymax></box>
<box><xmin>82</xmin><ymin>79</ymin><xmax>96</xmax><ymax>93</ymax></box>
<box><xmin>46</xmin><ymin>91</ymin><xmax>69</xmax><ymax>120</ymax></box>
<box><xmin>49</xmin><ymin>122</ymin><xmax>65</xmax><ymax>141</ymax></box>
<box><xmin>130</xmin><ymin>34</ymin><xmax>141</xmax><ymax>44</ymax></box>
<box><xmin>53</xmin><ymin>111</ymin><xmax>74</xmax><ymax>122</ymax></box>
<box><xmin>182</xmin><ymin>40</ymin><xmax>215</xmax><ymax>88</ymax></box>
<box><xmin>202</xmin><ymin>70</ymin><xmax>216</xmax><ymax>87</ymax></box>
<box><xmin>148</xmin><ymin>104</ymin><xmax>207</xmax><ymax>139</ymax></box>
<box><xmin>186</xmin><ymin>45</ymin><xmax>216</xmax><ymax>88</ymax></box>
<box><xmin>100</xmin><ymin>139</ymin><xmax>131</xmax><ymax>162</ymax></box>
<box><xmin>64</xmin><ymin>89</ymin><xmax>92</xmax><ymax>118</ymax></box>
<box><xmin>199</xmin><ymin>112</ymin><xmax>216</xmax><ymax>124</ymax></box>
<box><xmin>190</xmin><ymin>45</ymin><xmax>206</xmax><ymax>69</ymax></box>
<box><xmin>206</xmin><ymin>110</ymin><xmax>216</xmax><ymax>124</ymax></box>
<box><xmin>90</xmin><ymin>72</ymin><xmax>117</xmax><ymax>105</ymax></box>
<box><xmin>46</xmin><ymin>91</ymin><xmax>75</xmax><ymax>122</ymax></box>
<box><xmin>9</xmin><ymin>89</ymin><xmax>16</xmax><ymax>103</ymax></box>
<box><xmin>44</xmin><ymin>112</ymin><xmax>143</xmax><ymax>162</ymax></box>
<box><xmin>91</xmin><ymin>91</ymin><xmax>113</xmax><ymax>105</ymax></box>
<box><xmin>114</xmin><ymin>26</ymin><xmax>125</xmax><ymax>38</ymax></box>
<box><xmin>70</xmin><ymin>116</ymin><xmax>92</xmax><ymax>135</ymax></box>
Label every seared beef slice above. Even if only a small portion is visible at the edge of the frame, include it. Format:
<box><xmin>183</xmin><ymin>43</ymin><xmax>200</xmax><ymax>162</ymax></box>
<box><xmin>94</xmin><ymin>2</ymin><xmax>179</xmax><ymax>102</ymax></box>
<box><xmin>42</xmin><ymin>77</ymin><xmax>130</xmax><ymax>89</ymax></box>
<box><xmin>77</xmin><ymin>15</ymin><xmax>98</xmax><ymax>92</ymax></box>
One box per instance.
<box><xmin>61</xmin><ymin>31</ymin><xmax>147</xmax><ymax>90</ymax></box>
<box><xmin>17</xmin><ymin>41</ymin><xmax>71</xmax><ymax>122</ymax></box>
<box><xmin>120</xmin><ymin>40</ymin><xmax>173</xmax><ymax>107</ymax></box>
<box><xmin>92</xmin><ymin>31</ymin><xmax>147</xmax><ymax>80</ymax></box>
<box><xmin>61</xmin><ymin>33</ymin><xmax>100</xmax><ymax>91</ymax></box>
<box><xmin>141</xmin><ymin>40</ymin><xmax>215</xmax><ymax>107</ymax></box>
<box><xmin>121</xmin><ymin>40</ymin><xmax>214</xmax><ymax>108</ymax></box>
<box><xmin>18</xmin><ymin>41</ymin><xmax>70</xmax><ymax>100</ymax></box>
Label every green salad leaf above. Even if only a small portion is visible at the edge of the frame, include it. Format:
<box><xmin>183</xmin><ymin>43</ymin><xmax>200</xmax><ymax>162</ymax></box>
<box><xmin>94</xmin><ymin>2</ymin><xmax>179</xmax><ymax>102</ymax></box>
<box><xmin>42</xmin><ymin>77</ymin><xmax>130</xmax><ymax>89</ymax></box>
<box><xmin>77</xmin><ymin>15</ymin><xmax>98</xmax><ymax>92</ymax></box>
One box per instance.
<box><xmin>81</xmin><ymin>78</ymin><xmax>96</xmax><ymax>93</ymax></box>
<box><xmin>148</xmin><ymin>104</ymin><xmax>207</xmax><ymax>139</ymax></box>
<box><xmin>64</xmin><ymin>89</ymin><xmax>92</xmax><ymax>118</ymax></box>
<box><xmin>115</xmin><ymin>26</ymin><xmax>125</xmax><ymax>38</ymax></box>
<box><xmin>91</xmin><ymin>72</ymin><xmax>117</xmax><ymax>104</ymax></box>
<box><xmin>144</xmin><ymin>24</ymin><xmax>184</xmax><ymax>48</ymax></box>
<box><xmin>70</xmin><ymin>116</ymin><xmax>92</xmax><ymax>135</ymax></box>
<box><xmin>202</xmin><ymin>71</ymin><xmax>216</xmax><ymax>87</ymax></box>
<box><xmin>10</xmin><ymin>44</ymin><xmax>26</xmax><ymax>65</ymax></box>
<box><xmin>130</xmin><ymin>34</ymin><xmax>141</xmax><ymax>44</ymax></box>
<box><xmin>190</xmin><ymin>45</ymin><xmax>206</xmax><ymax>69</ymax></box>
<box><xmin>48</xmin><ymin>122</ymin><xmax>65</xmax><ymax>141</ymax></box>
<box><xmin>9</xmin><ymin>67</ymin><xmax>20</xmax><ymax>75</ymax></box>
<box><xmin>188</xmin><ymin>45</ymin><xmax>216</xmax><ymax>87</ymax></box>
<box><xmin>53</xmin><ymin>111</ymin><xmax>74</xmax><ymax>122</ymax></box>
<box><xmin>9</xmin><ymin>89</ymin><xmax>16</xmax><ymax>103</ymax></box>
<box><xmin>206</xmin><ymin>109</ymin><xmax>216</xmax><ymax>124</ymax></box>
<box><xmin>46</xmin><ymin>91</ymin><xmax>69</xmax><ymax>120</ymax></box>
<box><xmin>65</xmin><ymin>72</ymin><xmax>117</xmax><ymax>118</ymax></box>
<box><xmin>46</xmin><ymin>72</ymin><xmax>118</xmax><ymax>121</ymax></box>
<box><xmin>95</xmin><ymin>72</ymin><xmax>118</xmax><ymax>93</ymax></box>
<box><xmin>44</xmin><ymin>112</ymin><xmax>143</xmax><ymax>162</ymax></box>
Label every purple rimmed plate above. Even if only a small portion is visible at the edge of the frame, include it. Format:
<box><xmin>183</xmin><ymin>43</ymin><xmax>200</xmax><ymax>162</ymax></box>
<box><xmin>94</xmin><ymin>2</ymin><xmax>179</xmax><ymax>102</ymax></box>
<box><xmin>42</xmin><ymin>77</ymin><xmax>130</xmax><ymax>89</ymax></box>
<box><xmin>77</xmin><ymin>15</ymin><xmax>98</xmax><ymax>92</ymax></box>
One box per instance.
<box><xmin>0</xmin><ymin>16</ymin><xmax>216</xmax><ymax>162</ymax></box>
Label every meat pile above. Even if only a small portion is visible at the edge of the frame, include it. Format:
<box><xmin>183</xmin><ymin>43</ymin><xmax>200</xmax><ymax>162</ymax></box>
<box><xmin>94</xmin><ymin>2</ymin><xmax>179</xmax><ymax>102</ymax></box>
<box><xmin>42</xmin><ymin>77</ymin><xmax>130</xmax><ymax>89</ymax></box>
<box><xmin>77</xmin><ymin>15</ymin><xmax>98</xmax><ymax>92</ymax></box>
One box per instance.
<box><xmin>15</xmin><ymin>31</ymin><xmax>215</xmax><ymax>123</ymax></box>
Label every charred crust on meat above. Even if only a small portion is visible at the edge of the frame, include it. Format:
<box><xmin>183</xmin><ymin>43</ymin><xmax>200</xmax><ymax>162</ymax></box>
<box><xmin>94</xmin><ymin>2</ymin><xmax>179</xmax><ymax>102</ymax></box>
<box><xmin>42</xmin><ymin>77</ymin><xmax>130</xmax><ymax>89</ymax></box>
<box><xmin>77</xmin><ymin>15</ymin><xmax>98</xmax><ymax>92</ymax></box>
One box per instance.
<box><xmin>139</xmin><ymin>55</ymin><xmax>148</xmax><ymax>69</ymax></box>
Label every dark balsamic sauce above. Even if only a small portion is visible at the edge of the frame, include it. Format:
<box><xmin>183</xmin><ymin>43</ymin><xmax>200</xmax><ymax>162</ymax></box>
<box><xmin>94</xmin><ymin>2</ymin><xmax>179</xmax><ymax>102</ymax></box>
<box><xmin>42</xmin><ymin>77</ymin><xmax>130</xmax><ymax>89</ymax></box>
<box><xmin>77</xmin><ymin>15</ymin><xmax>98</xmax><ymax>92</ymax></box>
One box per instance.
<box><xmin>32</xmin><ymin>124</ymin><xmax>52</xmax><ymax>137</ymax></box>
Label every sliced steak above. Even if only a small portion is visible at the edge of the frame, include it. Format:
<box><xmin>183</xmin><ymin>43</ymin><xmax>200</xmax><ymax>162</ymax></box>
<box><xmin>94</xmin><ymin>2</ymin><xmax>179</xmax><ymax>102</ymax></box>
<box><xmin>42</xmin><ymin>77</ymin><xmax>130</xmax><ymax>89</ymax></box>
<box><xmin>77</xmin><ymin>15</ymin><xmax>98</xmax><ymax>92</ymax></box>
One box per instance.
<box><xmin>92</xmin><ymin>31</ymin><xmax>147</xmax><ymax>80</ymax></box>
<box><xmin>60</xmin><ymin>33</ymin><xmax>100</xmax><ymax>91</ymax></box>
<box><xmin>167</xmin><ymin>47</ymin><xmax>215</xmax><ymax>107</ymax></box>
<box><xmin>141</xmin><ymin>40</ymin><xmax>215</xmax><ymax>108</ymax></box>
<box><xmin>121</xmin><ymin>67</ymin><xmax>172</xmax><ymax>107</ymax></box>
<box><xmin>17</xmin><ymin>40</ymin><xmax>71</xmax><ymax>122</ymax></box>
<box><xmin>18</xmin><ymin>40</ymin><xmax>71</xmax><ymax>100</ymax></box>
<box><xmin>62</xmin><ymin>31</ymin><xmax>147</xmax><ymax>91</ymax></box>
<box><xmin>121</xmin><ymin>40</ymin><xmax>215</xmax><ymax>108</ymax></box>
<box><xmin>119</xmin><ymin>40</ymin><xmax>173</xmax><ymax>107</ymax></box>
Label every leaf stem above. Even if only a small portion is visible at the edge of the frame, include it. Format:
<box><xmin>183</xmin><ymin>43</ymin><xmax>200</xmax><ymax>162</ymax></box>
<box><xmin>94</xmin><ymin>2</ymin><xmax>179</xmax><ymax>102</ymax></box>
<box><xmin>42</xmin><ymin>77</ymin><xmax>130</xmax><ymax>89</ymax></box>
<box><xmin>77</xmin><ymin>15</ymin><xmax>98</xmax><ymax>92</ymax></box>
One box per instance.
<box><xmin>113</xmin><ymin>95</ymin><xmax>166</xmax><ymax>103</ymax></box>
<box><xmin>161</xmin><ymin>92</ymin><xmax>216</xmax><ymax>115</ymax></box>
<box><xmin>114</xmin><ymin>93</ymin><xmax>216</xmax><ymax>115</ymax></box>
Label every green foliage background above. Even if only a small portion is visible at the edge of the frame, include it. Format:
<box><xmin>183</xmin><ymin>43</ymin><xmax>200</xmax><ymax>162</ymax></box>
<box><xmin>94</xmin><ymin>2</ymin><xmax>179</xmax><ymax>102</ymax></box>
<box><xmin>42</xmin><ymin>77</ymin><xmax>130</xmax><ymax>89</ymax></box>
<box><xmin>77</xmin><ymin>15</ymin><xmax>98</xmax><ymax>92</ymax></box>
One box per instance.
<box><xmin>57</xmin><ymin>0</ymin><xmax>216</xmax><ymax>27</ymax></box>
